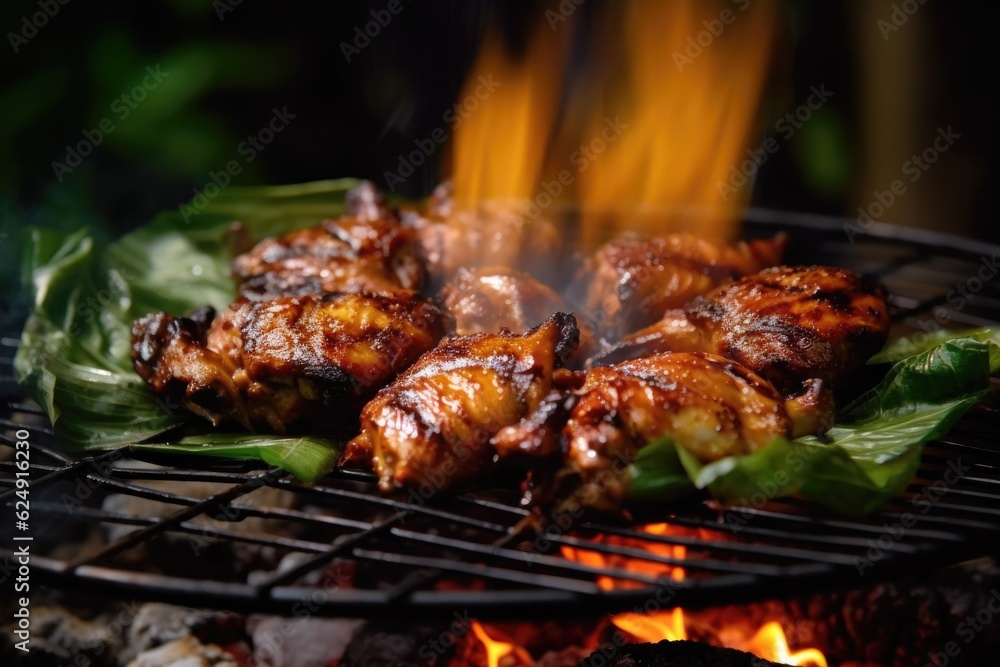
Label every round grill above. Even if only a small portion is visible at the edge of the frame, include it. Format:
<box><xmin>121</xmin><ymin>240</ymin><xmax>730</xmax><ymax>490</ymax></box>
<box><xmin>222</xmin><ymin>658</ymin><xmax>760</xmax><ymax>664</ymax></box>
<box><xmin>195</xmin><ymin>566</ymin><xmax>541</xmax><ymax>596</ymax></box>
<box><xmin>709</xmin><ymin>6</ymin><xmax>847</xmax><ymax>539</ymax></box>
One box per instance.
<box><xmin>2</xmin><ymin>211</ymin><xmax>999</xmax><ymax>621</ymax></box>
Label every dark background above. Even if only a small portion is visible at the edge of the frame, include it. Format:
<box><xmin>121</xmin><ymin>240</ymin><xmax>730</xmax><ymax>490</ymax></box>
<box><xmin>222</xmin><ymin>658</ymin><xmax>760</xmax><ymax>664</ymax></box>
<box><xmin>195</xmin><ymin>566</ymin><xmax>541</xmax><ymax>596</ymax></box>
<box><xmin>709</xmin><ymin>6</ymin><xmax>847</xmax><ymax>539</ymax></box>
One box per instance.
<box><xmin>1</xmin><ymin>0</ymin><xmax>997</xmax><ymax>251</ymax></box>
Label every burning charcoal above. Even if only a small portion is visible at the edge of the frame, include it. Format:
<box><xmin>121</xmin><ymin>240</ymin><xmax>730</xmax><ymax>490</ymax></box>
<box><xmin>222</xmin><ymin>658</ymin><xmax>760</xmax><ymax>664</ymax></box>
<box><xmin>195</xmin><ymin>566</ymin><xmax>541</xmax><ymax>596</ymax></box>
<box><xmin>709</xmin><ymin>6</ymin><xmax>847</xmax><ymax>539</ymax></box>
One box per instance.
<box><xmin>126</xmin><ymin>635</ymin><xmax>239</xmax><ymax>667</ymax></box>
<box><xmin>341</xmin><ymin>623</ymin><xmax>444</xmax><ymax>666</ymax></box>
<box><xmin>0</xmin><ymin>605</ymin><xmax>127</xmax><ymax>667</ymax></box>
<box><xmin>584</xmin><ymin>639</ymin><xmax>794</xmax><ymax>667</ymax></box>
<box><xmin>126</xmin><ymin>603</ymin><xmax>244</xmax><ymax>661</ymax></box>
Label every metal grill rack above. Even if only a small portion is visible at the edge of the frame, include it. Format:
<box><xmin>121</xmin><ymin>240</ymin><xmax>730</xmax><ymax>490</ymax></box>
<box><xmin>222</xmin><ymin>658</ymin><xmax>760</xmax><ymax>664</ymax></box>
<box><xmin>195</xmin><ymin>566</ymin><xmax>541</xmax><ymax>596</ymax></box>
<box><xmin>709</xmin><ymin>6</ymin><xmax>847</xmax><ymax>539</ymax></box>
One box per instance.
<box><xmin>2</xmin><ymin>211</ymin><xmax>999</xmax><ymax>621</ymax></box>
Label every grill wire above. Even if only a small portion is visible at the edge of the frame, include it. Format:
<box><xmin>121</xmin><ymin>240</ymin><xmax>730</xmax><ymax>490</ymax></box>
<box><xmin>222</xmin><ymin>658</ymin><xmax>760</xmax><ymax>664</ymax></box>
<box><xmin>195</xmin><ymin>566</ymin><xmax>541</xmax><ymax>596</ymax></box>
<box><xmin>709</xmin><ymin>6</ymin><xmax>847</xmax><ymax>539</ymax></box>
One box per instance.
<box><xmin>2</xmin><ymin>212</ymin><xmax>999</xmax><ymax>622</ymax></box>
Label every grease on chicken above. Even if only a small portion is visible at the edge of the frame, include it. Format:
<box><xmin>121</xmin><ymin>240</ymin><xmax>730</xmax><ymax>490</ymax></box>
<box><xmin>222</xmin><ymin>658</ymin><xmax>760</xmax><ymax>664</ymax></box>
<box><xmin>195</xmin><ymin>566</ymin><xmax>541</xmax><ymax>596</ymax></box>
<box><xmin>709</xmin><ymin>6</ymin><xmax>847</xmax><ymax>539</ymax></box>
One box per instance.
<box><xmin>574</xmin><ymin>232</ymin><xmax>786</xmax><ymax>339</ymax></box>
<box><xmin>132</xmin><ymin>292</ymin><xmax>451</xmax><ymax>432</ymax></box>
<box><xmin>560</xmin><ymin>353</ymin><xmax>794</xmax><ymax>511</ymax></box>
<box><xmin>594</xmin><ymin>265</ymin><xmax>891</xmax><ymax>395</ymax></box>
<box><xmin>342</xmin><ymin>313</ymin><xmax>580</xmax><ymax>493</ymax></box>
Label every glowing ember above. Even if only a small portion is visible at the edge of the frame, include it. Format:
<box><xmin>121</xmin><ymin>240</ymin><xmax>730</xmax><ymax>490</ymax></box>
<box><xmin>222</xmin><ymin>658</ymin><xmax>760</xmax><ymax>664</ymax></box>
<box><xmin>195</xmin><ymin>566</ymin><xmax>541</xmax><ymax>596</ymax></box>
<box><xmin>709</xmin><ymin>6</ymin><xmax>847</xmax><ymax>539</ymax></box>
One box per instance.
<box><xmin>742</xmin><ymin>621</ymin><xmax>828</xmax><ymax>667</ymax></box>
<box><xmin>612</xmin><ymin>607</ymin><xmax>687</xmax><ymax>643</ymax></box>
<box><xmin>470</xmin><ymin>622</ymin><xmax>533</xmax><ymax>667</ymax></box>
<box><xmin>560</xmin><ymin>522</ymin><xmax>689</xmax><ymax>590</ymax></box>
<box><xmin>559</xmin><ymin>523</ymin><xmax>829</xmax><ymax>665</ymax></box>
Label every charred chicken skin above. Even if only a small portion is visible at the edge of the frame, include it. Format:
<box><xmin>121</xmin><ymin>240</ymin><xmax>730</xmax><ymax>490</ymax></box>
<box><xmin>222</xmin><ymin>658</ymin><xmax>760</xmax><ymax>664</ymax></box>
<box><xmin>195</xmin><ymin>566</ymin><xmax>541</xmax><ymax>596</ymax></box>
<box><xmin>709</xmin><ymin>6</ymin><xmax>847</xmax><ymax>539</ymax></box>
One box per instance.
<box><xmin>232</xmin><ymin>215</ymin><xmax>424</xmax><ymax>300</ymax></box>
<box><xmin>440</xmin><ymin>267</ymin><xmax>598</xmax><ymax>364</ymax></box>
<box><xmin>342</xmin><ymin>313</ymin><xmax>579</xmax><ymax>493</ymax></box>
<box><xmin>574</xmin><ymin>232</ymin><xmax>787</xmax><ymax>340</ymax></box>
<box><xmin>594</xmin><ymin>265</ymin><xmax>890</xmax><ymax>396</ymax></box>
<box><xmin>132</xmin><ymin>292</ymin><xmax>451</xmax><ymax>432</ymax></box>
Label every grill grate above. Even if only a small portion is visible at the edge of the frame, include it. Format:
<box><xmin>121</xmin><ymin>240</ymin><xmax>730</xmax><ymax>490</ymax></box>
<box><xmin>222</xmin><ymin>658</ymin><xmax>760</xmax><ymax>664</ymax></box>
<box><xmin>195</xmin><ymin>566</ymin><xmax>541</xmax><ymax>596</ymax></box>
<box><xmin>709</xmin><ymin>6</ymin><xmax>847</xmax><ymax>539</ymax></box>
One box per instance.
<box><xmin>2</xmin><ymin>212</ymin><xmax>999</xmax><ymax>621</ymax></box>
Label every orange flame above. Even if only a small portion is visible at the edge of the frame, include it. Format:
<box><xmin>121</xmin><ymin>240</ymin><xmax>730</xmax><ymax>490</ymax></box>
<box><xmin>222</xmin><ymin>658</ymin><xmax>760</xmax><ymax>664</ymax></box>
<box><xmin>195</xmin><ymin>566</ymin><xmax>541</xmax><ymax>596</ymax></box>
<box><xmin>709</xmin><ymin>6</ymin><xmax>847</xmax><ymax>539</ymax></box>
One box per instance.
<box><xmin>743</xmin><ymin>622</ymin><xmax>828</xmax><ymax>667</ymax></box>
<box><xmin>560</xmin><ymin>522</ymin><xmax>688</xmax><ymax>591</ymax></box>
<box><xmin>559</xmin><ymin>523</ymin><xmax>828</xmax><ymax>665</ymax></box>
<box><xmin>451</xmin><ymin>25</ymin><xmax>569</xmax><ymax>211</ymax></box>
<box><xmin>448</xmin><ymin>1</ymin><xmax>779</xmax><ymax>252</ymax></box>
<box><xmin>578</xmin><ymin>0</ymin><xmax>779</xmax><ymax>247</ymax></box>
<box><xmin>470</xmin><ymin>622</ymin><xmax>533</xmax><ymax>667</ymax></box>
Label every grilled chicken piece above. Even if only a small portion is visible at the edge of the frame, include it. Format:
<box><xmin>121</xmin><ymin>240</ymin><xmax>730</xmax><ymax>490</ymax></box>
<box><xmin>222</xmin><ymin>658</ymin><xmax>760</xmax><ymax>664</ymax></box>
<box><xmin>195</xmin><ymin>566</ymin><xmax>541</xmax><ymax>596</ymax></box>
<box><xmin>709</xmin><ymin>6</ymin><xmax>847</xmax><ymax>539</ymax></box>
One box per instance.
<box><xmin>342</xmin><ymin>313</ymin><xmax>580</xmax><ymax>492</ymax></box>
<box><xmin>573</xmin><ymin>232</ymin><xmax>786</xmax><ymax>339</ymax></box>
<box><xmin>555</xmin><ymin>353</ymin><xmax>796</xmax><ymax>511</ymax></box>
<box><xmin>232</xmin><ymin>215</ymin><xmax>424</xmax><ymax>300</ymax></box>
<box><xmin>132</xmin><ymin>292</ymin><xmax>451</xmax><ymax>432</ymax></box>
<box><xmin>440</xmin><ymin>267</ymin><xmax>598</xmax><ymax>364</ymax></box>
<box><xmin>593</xmin><ymin>266</ymin><xmax>891</xmax><ymax>398</ymax></box>
<box><xmin>404</xmin><ymin>186</ymin><xmax>564</xmax><ymax>288</ymax></box>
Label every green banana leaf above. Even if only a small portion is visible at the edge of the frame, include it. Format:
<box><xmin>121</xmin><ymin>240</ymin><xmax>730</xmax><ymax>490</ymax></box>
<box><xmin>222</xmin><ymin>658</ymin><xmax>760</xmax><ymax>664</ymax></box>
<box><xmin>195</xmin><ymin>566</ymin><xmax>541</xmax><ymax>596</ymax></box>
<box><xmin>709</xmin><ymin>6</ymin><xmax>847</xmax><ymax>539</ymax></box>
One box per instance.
<box><xmin>15</xmin><ymin>179</ymin><xmax>361</xmax><ymax>479</ymax></box>
<box><xmin>629</xmin><ymin>336</ymin><xmax>997</xmax><ymax>514</ymax></box>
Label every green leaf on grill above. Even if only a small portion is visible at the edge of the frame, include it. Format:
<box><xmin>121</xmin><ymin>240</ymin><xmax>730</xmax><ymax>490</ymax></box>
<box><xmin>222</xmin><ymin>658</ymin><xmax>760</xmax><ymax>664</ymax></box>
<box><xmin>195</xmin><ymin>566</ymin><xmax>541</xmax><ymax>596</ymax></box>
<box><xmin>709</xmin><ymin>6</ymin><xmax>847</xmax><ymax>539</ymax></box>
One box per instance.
<box><xmin>14</xmin><ymin>179</ymin><xmax>361</xmax><ymax>480</ymax></box>
<box><xmin>628</xmin><ymin>335</ymin><xmax>996</xmax><ymax>514</ymax></box>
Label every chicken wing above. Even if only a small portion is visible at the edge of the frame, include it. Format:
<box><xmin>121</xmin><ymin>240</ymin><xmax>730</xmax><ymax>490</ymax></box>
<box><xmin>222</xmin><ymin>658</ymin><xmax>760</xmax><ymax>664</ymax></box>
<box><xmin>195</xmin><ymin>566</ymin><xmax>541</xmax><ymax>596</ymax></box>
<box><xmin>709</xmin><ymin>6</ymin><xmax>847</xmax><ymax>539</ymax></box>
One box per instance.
<box><xmin>594</xmin><ymin>265</ymin><xmax>890</xmax><ymax>395</ymax></box>
<box><xmin>440</xmin><ymin>267</ymin><xmax>598</xmax><ymax>364</ymax></box>
<box><xmin>342</xmin><ymin>313</ymin><xmax>580</xmax><ymax>492</ymax></box>
<box><xmin>132</xmin><ymin>292</ymin><xmax>451</xmax><ymax>432</ymax></box>
<box><xmin>573</xmin><ymin>232</ymin><xmax>786</xmax><ymax>340</ymax></box>
<box><xmin>555</xmin><ymin>353</ymin><xmax>794</xmax><ymax>511</ymax></box>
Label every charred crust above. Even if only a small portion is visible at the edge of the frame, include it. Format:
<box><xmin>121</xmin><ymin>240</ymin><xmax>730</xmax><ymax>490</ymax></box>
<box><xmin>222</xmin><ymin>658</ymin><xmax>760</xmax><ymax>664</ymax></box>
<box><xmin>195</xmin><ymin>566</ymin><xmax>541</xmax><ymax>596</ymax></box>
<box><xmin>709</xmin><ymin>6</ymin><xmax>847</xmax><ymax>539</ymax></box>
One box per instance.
<box><xmin>546</xmin><ymin>312</ymin><xmax>581</xmax><ymax>365</ymax></box>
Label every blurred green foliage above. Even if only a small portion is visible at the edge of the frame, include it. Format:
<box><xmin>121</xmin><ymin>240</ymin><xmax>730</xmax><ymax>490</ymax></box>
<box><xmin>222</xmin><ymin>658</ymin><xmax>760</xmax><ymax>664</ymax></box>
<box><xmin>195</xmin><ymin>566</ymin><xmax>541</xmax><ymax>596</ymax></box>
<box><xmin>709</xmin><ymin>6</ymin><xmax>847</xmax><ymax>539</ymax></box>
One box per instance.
<box><xmin>0</xmin><ymin>1</ymin><xmax>295</xmax><ymax>200</ymax></box>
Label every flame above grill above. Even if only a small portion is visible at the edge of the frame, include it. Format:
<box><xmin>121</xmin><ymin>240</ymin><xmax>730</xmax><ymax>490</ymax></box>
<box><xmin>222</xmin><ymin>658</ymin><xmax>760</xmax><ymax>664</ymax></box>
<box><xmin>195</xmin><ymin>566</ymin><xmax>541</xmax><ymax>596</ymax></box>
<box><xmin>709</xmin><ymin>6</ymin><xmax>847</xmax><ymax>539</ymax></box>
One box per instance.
<box><xmin>449</xmin><ymin>0</ymin><xmax>780</xmax><ymax>252</ymax></box>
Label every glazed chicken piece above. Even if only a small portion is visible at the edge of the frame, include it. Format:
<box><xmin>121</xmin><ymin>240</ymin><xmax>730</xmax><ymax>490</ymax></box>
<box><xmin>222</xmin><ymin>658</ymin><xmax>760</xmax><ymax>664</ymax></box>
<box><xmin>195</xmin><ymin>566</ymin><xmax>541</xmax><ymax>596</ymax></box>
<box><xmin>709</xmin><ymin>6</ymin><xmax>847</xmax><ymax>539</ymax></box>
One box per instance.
<box><xmin>342</xmin><ymin>313</ymin><xmax>580</xmax><ymax>492</ymax></box>
<box><xmin>232</xmin><ymin>215</ymin><xmax>423</xmax><ymax>300</ymax></box>
<box><xmin>574</xmin><ymin>232</ymin><xmax>786</xmax><ymax>340</ymax></box>
<box><xmin>593</xmin><ymin>265</ymin><xmax>891</xmax><ymax>398</ymax></box>
<box><xmin>403</xmin><ymin>183</ymin><xmax>564</xmax><ymax>288</ymax></box>
<box><xmin>132</xmin><ymin>292</ymin><xmax>451</xmax><ymax>432</ymax></box>
<box><xmin>440</xmin><ymin>267</ymin><xmax>598</xmax><ymax>364</ymax></box>
<box><xmin>531</xmin><ymin>353</ymin><xmax>798</xmax><ymax>512</ymax></box>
